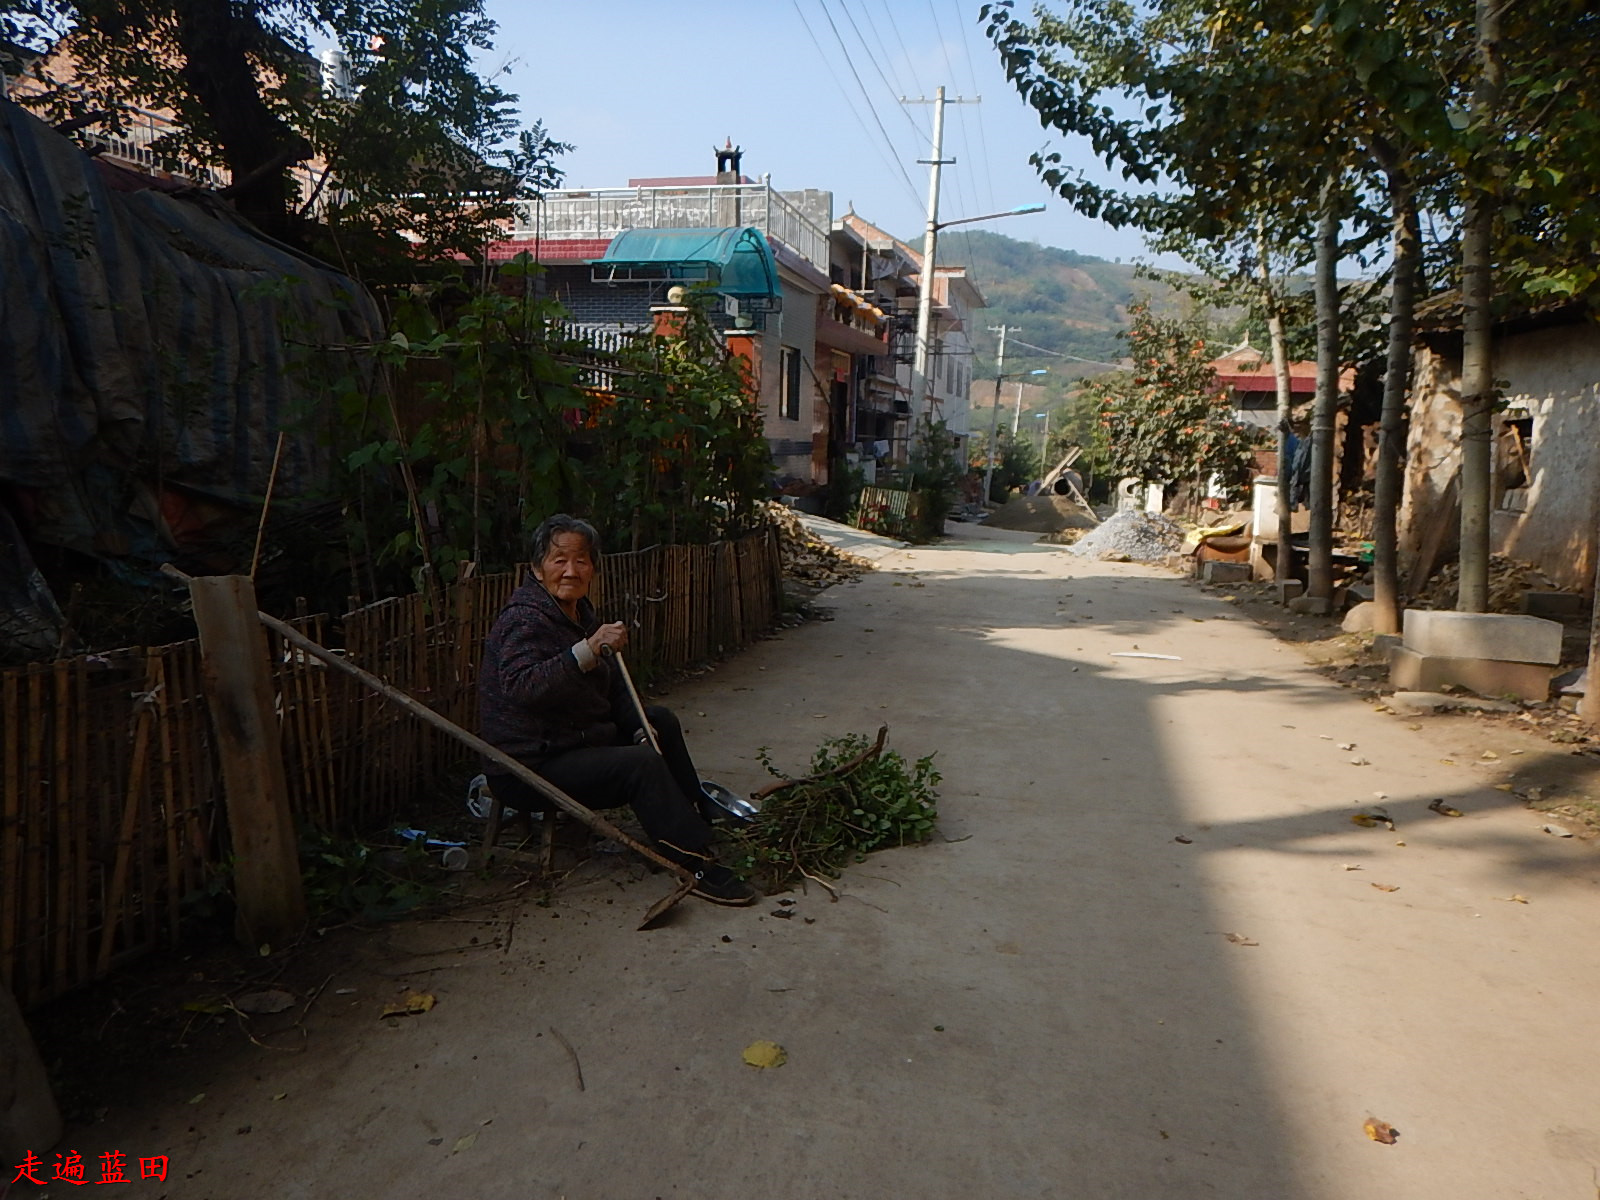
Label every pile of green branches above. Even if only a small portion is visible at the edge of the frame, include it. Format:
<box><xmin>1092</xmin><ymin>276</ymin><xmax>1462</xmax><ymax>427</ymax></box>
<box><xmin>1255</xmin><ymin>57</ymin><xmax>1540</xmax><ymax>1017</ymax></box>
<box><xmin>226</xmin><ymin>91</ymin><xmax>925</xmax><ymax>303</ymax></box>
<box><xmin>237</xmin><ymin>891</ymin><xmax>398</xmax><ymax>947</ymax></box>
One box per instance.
<box><xmin>728</xmin><ymin>727</ymin><xmax>940</xmax><ymax>893</ymax></box>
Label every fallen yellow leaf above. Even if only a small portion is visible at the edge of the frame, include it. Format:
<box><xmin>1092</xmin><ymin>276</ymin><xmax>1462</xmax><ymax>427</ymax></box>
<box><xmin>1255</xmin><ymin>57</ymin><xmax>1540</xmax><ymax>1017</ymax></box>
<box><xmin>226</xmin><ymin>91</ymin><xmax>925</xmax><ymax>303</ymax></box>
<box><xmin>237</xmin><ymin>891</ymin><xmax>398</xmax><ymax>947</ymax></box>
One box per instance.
<box><xmin>1364</xmin><ymin>1117</ymin><xmax>1400</xmax><ymax>1145</ymax></box>
<box><xmin>1497</xmin><ymin>894</ymin><xmax>1530</xmax><ymax>904</ymax></box>
<box><xmin>380</xmin><ymin>991</ymin><xmax>436</xmax><ymax>1018</ymax></box>
<box><xmin>1371</xmin><ymin>883</ymin><xmax>1400</xmax><ymax>893</ymax></box>
<box><xmin>742</xmin><ymin>1040</ymin><xmax>787</xmax><ymax>1069</ymax></box>
<box><xmin>452</xmin><ymin>1132</ymin><xmax>477</xmax><ymax>1154</ymax></box>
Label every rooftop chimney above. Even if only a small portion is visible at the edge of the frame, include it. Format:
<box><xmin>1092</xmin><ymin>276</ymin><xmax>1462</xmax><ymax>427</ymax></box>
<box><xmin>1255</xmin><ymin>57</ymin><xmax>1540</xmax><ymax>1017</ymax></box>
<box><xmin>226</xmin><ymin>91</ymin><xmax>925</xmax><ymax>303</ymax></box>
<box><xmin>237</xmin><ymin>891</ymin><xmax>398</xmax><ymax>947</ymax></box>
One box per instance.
<box><xmin>714</xmin><ymin>137</ymin><xmax>743</xmax><ymax>184</ymax></box>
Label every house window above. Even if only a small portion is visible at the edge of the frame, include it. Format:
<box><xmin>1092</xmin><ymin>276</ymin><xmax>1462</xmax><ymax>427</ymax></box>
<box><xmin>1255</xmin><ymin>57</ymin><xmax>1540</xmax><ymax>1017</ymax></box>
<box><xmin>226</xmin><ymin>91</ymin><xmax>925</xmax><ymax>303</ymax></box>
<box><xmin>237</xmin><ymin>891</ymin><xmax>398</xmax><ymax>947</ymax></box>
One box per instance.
<box><xmin>781</xmin><ymin>347</ymin><xmax>802</xmax><ymax>420</ymax></box>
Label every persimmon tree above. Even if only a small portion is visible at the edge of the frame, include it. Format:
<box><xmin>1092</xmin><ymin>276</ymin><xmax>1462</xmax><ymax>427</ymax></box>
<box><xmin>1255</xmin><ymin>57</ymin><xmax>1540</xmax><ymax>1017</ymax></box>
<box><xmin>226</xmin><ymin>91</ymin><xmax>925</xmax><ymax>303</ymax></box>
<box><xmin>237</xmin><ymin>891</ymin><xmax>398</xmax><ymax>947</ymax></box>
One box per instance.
<box><xmin>1085</xmin><ymin>303</ymin><xmax>1258</xmax><ymax>502</ymax></box>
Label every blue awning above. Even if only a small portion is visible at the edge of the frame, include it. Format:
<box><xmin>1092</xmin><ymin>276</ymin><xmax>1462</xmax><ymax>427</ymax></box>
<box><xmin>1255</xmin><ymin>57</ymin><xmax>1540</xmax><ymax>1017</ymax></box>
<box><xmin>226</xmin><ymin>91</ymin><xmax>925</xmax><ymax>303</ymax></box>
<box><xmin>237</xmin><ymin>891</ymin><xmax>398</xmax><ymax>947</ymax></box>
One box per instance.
<box><xmin>594</xmin><ymin>226</ymin><xmax>780</xmax><ymax>300</ymax></box>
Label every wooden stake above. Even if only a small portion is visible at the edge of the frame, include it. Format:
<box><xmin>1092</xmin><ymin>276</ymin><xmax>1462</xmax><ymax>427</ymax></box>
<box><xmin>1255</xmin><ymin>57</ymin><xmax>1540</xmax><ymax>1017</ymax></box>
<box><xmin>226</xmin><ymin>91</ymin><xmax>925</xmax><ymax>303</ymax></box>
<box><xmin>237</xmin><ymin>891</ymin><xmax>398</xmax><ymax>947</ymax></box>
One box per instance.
<box><xmin>96</xmin><ymin>653</ymin><xmax>160</xmax><ymax>975</ymax></box>
<box><xmin>250</xmin><ymin>431</ymin><xmax>287</xmax><ymax>580</ymax></box>
<box><xmin>186</xmin><ymin>574</ymin><xmax>307</xmax><ymax>949</ymax></box>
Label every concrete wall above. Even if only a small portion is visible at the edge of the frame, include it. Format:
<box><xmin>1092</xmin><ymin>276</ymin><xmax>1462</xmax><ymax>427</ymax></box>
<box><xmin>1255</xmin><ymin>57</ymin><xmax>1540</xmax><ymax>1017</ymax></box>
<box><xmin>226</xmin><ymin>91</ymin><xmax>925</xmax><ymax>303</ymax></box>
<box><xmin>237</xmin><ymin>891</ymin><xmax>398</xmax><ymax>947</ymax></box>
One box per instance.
<box><xmin>766</xmin><ymin>262</ymin><xmax>824</xmax><ymax>483</ymax></box>
<box><xmin>1491</xmin><ymin>322</ymin><xmax>1600</xmax><ymax>590</ymax></box>
<box><xmin>1400</xmin><ymin>320</ymin><xmax>1600</xmax><ymax>593</ymax></box>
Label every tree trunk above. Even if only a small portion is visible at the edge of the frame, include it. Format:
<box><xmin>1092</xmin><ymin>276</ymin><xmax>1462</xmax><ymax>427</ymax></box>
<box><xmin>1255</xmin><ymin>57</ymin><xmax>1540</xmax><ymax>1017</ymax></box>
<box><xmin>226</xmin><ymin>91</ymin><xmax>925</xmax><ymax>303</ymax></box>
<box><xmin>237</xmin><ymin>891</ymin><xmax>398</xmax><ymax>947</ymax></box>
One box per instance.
<box><xmin>169</xmin><ymin>0</ymin><xmax>313</xmax><ymax>240</ymax></box>
<box><xmin>1257</xmin><ymin>227</ymin><xmax>1295</xmax><ymax>585</ymax></box>
<box><xmin>1457</xmin><ymin>0</ymin><xmax>1504</xmax><ymax>613</ymax></box>
<box><xmin>1307</xmin><ymin>174</ymin><xmax>1341</xmax><ymax>607</ymax></box>
<box><xmin>1371</xmin><ymin>147</ymin><xmax>1421</xmax><ymax>634</ymax></box>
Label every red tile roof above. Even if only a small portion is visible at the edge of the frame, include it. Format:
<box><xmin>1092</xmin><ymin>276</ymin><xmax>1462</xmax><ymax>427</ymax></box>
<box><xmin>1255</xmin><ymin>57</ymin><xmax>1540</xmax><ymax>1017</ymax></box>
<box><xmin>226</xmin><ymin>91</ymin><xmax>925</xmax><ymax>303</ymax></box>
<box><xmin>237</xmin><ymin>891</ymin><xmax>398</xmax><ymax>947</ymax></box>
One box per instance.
<box><xmin>481</xmin><ymin>238</ymin><xmax>612</xmax><ymax>263</ymax></box>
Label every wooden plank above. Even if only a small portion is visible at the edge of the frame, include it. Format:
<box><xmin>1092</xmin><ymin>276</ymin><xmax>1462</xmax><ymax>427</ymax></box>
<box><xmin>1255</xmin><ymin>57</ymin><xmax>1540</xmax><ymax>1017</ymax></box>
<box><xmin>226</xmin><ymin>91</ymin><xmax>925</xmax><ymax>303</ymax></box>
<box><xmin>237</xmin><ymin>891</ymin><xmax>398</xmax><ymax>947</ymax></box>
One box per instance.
<box><xmin>71</xmin><ymin>656</ymin><xmax>90</xmax><ymax>985</ymax></box>
<box><xmin>187</xmin><ymin>575</ymin><xmax>306</xmax><ymax>949</ymax></box>
<box><xmin>96</xmin><ymin>651</ymin><xmax>160</xmax><ymax>975</ymax></box>
<box><xmin>24</xmin><ymin>671</ymin><xmax>46</xmax><ymax>1004</ymax></box>
<box><xmin>50</xmin><ymin>661</ymin><xmax>70</xmax><ymax>990</ymax></box>
<box><xmin>1</xmin><ymin>673</ymin><xmax>20</xmax><ymax>993</ymax></box>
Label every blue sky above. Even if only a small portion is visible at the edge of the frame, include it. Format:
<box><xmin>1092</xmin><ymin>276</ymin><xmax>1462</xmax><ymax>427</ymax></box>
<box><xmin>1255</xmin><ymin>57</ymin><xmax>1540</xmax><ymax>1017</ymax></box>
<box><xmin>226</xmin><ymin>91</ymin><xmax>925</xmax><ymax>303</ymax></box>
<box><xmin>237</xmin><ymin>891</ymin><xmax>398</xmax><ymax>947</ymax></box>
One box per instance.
<box><xmin>481</xmin><ymin>0</ymin><xmax>1168</xmax><ymax>272</ymax></box>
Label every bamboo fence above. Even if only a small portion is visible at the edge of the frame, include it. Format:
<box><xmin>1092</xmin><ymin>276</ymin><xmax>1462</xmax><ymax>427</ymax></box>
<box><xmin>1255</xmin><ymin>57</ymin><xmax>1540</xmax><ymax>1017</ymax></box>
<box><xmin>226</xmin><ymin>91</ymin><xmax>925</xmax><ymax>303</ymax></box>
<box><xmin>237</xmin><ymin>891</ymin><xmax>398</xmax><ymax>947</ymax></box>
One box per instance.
<box><xmin>0</xmin><ymin>529</ymin><xmax>780</xmax><ymax>1008</ymax></box>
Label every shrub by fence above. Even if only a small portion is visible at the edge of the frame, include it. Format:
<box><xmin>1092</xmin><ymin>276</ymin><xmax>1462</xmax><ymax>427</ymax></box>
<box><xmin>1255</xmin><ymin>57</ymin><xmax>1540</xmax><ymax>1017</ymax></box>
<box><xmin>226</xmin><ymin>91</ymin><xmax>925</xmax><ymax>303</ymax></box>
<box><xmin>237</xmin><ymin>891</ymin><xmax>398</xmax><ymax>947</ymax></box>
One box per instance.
<box><xmin>0</xmin><ymin>530</ymin><xmax>780</xmax><ymax>1008</ymax></box>
<box><xmin>854</xmin><ymin>486</ymin><xmax>934</xmax><ymax>541</ymax></box>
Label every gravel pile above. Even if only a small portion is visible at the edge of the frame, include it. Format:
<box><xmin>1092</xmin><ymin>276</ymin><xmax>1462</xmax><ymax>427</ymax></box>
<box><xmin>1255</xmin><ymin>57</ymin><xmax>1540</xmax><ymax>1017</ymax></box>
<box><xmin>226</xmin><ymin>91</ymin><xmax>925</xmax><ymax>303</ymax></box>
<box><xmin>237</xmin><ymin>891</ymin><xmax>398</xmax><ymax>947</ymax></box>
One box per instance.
<box><xmin>1063</xmin><ymin>509</ymin><xmax>1185</xmax><ymax>562</ymax></box>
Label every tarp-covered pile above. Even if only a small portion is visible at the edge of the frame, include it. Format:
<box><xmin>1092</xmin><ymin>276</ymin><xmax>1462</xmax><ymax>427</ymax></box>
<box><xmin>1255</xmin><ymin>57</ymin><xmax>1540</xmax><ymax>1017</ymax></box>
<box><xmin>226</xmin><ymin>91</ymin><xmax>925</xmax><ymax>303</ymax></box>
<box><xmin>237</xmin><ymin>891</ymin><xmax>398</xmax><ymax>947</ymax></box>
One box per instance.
<box><xmin>0</xmin><ymin>99</ymin><xmax>380</xmax><ymax>651</ymax></box>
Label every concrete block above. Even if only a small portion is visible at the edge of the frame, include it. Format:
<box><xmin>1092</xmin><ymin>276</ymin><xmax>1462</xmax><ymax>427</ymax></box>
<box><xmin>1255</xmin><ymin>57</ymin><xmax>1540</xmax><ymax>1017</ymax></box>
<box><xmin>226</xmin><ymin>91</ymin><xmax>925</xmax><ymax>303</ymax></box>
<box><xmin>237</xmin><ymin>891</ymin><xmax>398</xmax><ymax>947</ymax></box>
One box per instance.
<box><xmin>1276</xmin><ymin>579</ymin><xmax>1305</xmax><ymax>604</ymax></box>
<box><xmin>1202</xmin><ymin>560</ymin><xmax>1252</xmax><ymax>584</ymax></box>
<box><xmin>1372</xmin><ymin>633</ymin><xmax>1402</xmax><ymax>663</ymax></box>
<box><xmin>1401</xmin><ymin>609</ymin><xmax>1562</xmax><ymax>665</ymax></box>
<box><xmin>1521</xmin><ymin>590</ymin><xmax>1584</xmax><ymax>619</ymax></box>
<box><xmin>1288</xmin><ymin>594</ymin><xmax>1332</xmax><ymax>616</ymax></box>
<box><xmin>1389</xmin><ymin>647</ymin><xmax>1552</xmax><ymax>701</ymax></box>
<box><xmin>1341</xmin><ymin>601</ymin><xmax>1378</xmax><ymax>633</ymax></box>
<box><xmin>1388</xmin><ymin>690</ymin><xmax>1520</xmax><ymax>714</ymax></box>
<box><xmin>1346</xmin><ymin>582</ymin><xmax>1375</xmax><ymax>604</ymax></box>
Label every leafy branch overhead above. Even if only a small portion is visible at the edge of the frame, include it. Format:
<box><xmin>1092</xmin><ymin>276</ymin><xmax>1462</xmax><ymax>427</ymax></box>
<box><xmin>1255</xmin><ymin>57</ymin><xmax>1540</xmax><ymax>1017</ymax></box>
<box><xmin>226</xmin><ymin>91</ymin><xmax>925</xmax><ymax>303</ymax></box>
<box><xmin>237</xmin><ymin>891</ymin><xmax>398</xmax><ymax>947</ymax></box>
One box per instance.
<box><xmin>9</xmin><ymin>0</ymin><xmax>568</xmax><ymax>258</ymax></box>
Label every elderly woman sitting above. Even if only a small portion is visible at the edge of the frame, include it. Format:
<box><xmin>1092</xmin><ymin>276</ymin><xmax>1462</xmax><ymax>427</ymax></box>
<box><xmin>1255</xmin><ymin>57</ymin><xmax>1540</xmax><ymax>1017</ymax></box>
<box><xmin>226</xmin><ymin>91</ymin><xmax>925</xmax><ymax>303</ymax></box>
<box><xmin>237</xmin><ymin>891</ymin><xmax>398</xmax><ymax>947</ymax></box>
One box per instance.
<box><xmin>477</xmin><ymin>514</ymin><xmax>757</xmax><ymax>906</ymax></box>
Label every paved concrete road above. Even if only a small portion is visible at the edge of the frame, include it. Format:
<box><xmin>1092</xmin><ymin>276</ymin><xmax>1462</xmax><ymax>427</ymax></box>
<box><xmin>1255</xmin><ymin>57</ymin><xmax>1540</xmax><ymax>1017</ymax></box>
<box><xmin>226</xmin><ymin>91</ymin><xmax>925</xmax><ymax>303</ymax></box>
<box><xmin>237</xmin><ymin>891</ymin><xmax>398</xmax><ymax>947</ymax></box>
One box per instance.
<box><xmin>81</xmin><ymin>526</ymin><xmax>1600</xmax><ymax>1199</ymax></box>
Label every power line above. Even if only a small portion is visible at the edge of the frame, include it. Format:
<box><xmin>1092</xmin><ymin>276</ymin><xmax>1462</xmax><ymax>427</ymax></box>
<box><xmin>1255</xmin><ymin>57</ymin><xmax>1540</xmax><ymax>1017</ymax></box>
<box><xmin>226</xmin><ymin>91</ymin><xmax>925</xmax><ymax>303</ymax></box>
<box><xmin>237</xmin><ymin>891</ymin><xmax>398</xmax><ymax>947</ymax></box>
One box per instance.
<box><xmin>811</xmin><ymin>0</ymin><xmax>924</xmax><ymax>203</ymax></box>
<box><xmin>789</xmin><ymin>0</ymin><xmax>923</xmax><ymax>208</ymax></box>
<box><xmin>876</xmin><ymin>0</ymin><xmax>924</xmax><ymax>118</ymax></box>
<box><xmin>1007</xmin><ymin>337</ymin><xmax>1125</xmax><ymax>369</ymax></box>
<box><xmin>836</xmin><ymin>0</ymin><xmax>924</xmax><ymax>140</ymax></box>
<box><xmin>951</xmin><ymin>0</ymin><xmax>999</xmax><ymax>213</ymax></box>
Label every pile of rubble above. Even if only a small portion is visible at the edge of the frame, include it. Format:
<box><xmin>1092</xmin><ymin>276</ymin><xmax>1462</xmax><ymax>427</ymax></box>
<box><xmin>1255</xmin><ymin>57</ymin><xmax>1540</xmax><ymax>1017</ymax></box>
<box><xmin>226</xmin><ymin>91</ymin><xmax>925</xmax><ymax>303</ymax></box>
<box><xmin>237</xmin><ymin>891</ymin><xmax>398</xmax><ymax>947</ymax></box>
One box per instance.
<box><xmin>1063</xmin><ymin>508</ymin><xmax>1185</xmax><ymax>562</ymax></box>
<box><xmin>1412</xmin><ymin>555</ymin><xmax>1569</xmax><ymax>613</ymax></box>
<box><xmin>764</xmin><ymin>502</ymin><xmax>875</xmax><ymax>588</ymax></box>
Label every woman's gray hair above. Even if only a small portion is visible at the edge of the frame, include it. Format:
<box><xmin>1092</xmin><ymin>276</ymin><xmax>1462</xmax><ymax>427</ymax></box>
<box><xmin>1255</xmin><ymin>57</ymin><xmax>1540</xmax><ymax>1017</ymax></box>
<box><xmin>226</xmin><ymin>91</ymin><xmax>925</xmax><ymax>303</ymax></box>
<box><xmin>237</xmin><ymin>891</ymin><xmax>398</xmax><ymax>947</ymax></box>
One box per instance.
<box><xmin>531</xmin><ymin>514</ymin><xmax>601</xmax><ymax>564</ymax></box>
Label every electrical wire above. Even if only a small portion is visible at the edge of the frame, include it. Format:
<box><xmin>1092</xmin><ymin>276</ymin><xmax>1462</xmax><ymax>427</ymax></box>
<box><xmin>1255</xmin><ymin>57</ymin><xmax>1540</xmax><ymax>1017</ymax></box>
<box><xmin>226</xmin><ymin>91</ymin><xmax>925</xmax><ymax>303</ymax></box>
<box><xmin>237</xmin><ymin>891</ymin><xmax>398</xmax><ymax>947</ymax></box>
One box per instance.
<box><xmin>811</xmin><ymin>0</ymin><xmax>924</xmax><ymax>204</ymax></box>
<box><xmin>789</xmin><ymin>0</ymin><xmax>924</xmax><ymax>209</ymax></box>
<box><xmin>837</xmin><ymin>0</ymin><xmax>924</xmax><ymax>139</ymax></box>
<box><xmin>1007</xmin><ymin>337</ymin><xmax>1125</xmax><ymax>369</ymax></box>
<box><xmin>951</xmin><ymin>0</ymin><xmax>998</xmax><ymax>214</ymax></box>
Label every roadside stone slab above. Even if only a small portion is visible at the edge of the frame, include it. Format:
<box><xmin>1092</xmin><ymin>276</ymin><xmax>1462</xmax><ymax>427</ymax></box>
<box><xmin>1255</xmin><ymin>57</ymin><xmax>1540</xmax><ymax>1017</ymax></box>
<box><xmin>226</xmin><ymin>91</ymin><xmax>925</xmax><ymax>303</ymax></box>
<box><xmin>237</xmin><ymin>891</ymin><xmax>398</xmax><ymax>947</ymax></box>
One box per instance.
<box><xmin>1401</xmin><ymin>609</ymin><xmax>1562</xmax><ymax>665</ymax></box>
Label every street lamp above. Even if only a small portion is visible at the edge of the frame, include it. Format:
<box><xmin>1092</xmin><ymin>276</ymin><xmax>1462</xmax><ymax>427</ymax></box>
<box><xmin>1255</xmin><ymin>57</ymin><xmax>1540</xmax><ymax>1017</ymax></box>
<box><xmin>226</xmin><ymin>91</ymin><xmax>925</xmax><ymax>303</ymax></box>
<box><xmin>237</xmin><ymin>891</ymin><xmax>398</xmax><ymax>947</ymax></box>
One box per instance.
<box><xmin>981</xmin><ymin>368</ymin><xmax>1047</xmax><ymax>506</ymax></box>
<box><xmin>1036</xmin><ymin>411</ymin><xmax>1051</xmax><ymax>462</ymax></box>
<box><xmin>911</xmin><ymin>203</ymin><xmax>1045</xmax><ymax>425</ymax></box>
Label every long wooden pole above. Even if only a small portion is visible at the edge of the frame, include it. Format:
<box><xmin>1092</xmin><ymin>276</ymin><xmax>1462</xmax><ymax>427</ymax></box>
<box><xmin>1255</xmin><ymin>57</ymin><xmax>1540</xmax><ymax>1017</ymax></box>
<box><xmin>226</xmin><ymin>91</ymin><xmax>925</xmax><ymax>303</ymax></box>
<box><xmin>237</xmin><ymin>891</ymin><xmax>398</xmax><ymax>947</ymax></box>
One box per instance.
<box><xmin>158</xmin><ymin>568</ymin><xmax>692</xmax><ymax>888</ymax></box>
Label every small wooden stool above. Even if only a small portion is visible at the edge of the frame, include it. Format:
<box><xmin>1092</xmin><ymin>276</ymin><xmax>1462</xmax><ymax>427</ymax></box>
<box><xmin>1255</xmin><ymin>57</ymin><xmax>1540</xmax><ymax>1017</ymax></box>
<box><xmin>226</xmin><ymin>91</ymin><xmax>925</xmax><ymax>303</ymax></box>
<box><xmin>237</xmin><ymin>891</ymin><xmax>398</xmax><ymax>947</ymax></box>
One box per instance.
<box><xmin>480</xmin><ymin>780</ymin><xmax>557</xmax><ymax>873</ymax></box>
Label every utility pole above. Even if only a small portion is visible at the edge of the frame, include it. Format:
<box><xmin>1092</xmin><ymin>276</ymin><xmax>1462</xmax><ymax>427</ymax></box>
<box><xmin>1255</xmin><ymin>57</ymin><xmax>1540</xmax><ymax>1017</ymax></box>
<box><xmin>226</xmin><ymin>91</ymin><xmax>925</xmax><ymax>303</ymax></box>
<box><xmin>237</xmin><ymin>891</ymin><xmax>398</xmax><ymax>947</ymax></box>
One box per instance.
<box><xmin>982</xmin><ymin>324</ymin><xmax>1014</xmax><ymax>505</ymax></box>
<box><xmin>1012</xmin><ymin>381</ymin><xmax>1026</xmax><ymax>436</ymax></box>
<box><xmin>909</xmin><ymin>86</ymin><xmax>948</xmax><ymax>429</ymax></box>
<box><xmin>903</xmin><ymin>87</ymin><xmax>977</xmax><ymax>428</ymax></box>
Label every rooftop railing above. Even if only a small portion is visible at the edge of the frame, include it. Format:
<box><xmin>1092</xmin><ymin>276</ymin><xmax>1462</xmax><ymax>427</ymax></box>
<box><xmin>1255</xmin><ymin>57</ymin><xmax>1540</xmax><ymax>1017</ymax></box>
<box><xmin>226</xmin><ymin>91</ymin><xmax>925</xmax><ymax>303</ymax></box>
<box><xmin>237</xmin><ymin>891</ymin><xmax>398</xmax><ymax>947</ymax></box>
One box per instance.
<box><xmin>516</xmin><ymin>183</ymin><xmax>829</xmax><ymax>269</ymax></box>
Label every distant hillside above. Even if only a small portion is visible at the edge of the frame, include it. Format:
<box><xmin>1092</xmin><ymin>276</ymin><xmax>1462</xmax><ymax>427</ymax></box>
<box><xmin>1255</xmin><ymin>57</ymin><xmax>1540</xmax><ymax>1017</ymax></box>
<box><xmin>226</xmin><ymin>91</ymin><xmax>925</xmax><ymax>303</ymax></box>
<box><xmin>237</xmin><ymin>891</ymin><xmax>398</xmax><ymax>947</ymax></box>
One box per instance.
<box><xmin>909</xmin><ymin>228</ymin><xmax>1179</xmax><ymax>378</ymax></box>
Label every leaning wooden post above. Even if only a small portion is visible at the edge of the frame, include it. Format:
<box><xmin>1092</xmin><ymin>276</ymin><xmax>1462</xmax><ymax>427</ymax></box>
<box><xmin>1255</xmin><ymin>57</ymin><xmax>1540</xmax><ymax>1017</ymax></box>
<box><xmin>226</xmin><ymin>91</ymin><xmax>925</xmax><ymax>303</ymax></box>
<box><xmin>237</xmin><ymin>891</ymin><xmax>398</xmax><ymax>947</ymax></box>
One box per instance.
<box><xmin>186</xmin><ymin>574</ymin><xmax>306</xmax><ymax>949</ymax></box>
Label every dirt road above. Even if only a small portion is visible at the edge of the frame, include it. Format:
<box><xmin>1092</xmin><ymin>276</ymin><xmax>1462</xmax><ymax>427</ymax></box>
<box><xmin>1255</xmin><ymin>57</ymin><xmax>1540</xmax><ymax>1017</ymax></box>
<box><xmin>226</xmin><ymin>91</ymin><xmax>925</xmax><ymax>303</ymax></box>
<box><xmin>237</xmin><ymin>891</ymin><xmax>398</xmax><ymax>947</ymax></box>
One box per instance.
<box><xmin>61</xmin><ymin>524</ymin><xmax>1600</xmax><ymax>1199</ymax></box>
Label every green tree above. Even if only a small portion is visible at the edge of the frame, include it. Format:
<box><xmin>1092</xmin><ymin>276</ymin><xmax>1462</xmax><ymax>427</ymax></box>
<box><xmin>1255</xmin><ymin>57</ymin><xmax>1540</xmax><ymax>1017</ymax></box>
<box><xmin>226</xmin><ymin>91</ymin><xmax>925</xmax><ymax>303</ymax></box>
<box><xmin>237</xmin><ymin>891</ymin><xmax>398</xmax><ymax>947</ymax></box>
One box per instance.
<box><xmin>6</xmin><ymin>0</ymin><xmax>566</xmax><ymax>257</ymax></box>
<box><xmin>1085</xmin><ymin>303</ymin><xmax>1258</xmax><ymax>503</ymax></box>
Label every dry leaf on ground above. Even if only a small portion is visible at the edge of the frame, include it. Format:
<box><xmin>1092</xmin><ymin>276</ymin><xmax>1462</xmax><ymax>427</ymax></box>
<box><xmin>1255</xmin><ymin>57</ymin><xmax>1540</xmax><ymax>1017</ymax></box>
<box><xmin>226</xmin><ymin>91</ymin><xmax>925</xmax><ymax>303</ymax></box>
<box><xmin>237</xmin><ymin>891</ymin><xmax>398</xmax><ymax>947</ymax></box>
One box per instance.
<box><xmin>1428</xmin><ymin>799</ymin><xmax>1464</xmax><ymax>818</ymax></box>
<box><xmin>1497</xmin><ymin>894</ymin><xmax>1530</xmax><ymax>904</ymax></box>
<box><xmin>1221</xmin><ymin>933</ymin><xmax>1259</xmax><ymax>946</ymax></box>
<box><xmin>742</xmin><ymin>1040</ymin><xmax>788</xmax><ymax>1068</ymax></box>
<box><xmin>1371</xmin><ymin>883</ymin><xmax>1400</xmax><ymax>893</ymax></box>
<box><xmin>1363</xmin><ymin>1117</ymin><xmax>1400</xmax><ymax>1145</ymax></box>
<box><xmin>381</xmin><ymin>991</ymin><xmax>436</xmax><ymax>1018</ymax></box>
